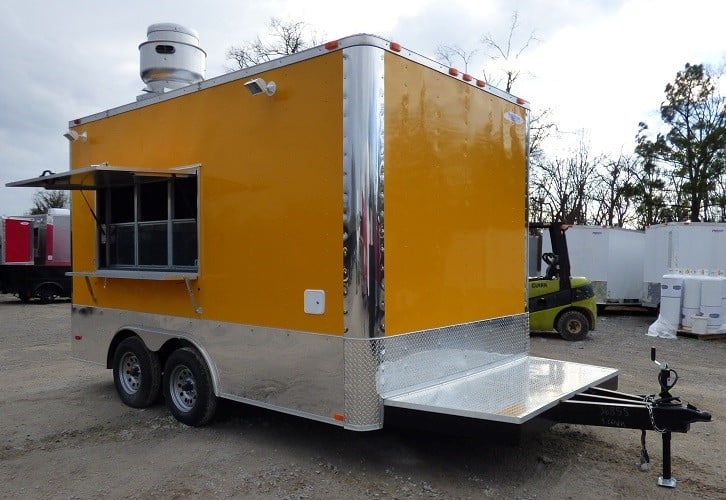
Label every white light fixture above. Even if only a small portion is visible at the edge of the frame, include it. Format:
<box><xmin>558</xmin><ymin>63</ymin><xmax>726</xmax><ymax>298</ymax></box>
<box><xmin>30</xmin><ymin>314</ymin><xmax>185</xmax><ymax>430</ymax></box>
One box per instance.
<box><xmin>244</xmin><ymin>77</ymin><xmax>276</xmax><ymax>96</ymax></box>
<box><xmin>63</xmin><ymin>130</ymin><xmax>87</xmax><ymax>142</ymax></box>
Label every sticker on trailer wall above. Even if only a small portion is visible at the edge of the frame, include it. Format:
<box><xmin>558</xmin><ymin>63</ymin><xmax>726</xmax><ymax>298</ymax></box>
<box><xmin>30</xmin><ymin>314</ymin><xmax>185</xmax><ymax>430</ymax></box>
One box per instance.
<box><xmin>503</xmin><ymin>111</ymin><xmax>524</xmax><ymax>124</ymax></box>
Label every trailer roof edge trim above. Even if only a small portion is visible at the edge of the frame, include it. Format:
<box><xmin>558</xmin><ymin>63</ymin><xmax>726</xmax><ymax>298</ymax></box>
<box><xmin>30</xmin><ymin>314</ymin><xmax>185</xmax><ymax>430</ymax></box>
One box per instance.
<box><xmin>6</xmin><ymin>163</ymin><xmax>200</xmax><ymax>190</ymax></box>
<box><xmin>69</xmin><ymin>34</ymin><xmax>528</xmax><ymax>127</ymax></box>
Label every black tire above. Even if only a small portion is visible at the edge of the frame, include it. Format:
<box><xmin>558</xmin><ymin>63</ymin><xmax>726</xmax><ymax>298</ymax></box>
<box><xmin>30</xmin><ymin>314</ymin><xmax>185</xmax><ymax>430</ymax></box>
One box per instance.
<box><xmin>556</xmin><ymin>310</ymin><xmax>589</xmax><ymax>341</ymax></box>
<box><xmin>163</xmin><ymin>347</ymin><xmax>217</xmax><ymax>427</ymax></box>
<box><xmin>112</xmin><ymin>336</ymin><xmax>162</xmax><ymax>408</ymax></box>
<box><xmin>37</xmin><ymin>284</ymin><xmax>59</xmax><ymax>304</ymax></box>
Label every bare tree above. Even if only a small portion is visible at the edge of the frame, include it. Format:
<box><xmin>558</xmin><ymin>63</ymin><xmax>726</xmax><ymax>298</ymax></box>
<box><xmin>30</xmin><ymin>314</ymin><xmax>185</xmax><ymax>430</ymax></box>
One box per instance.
<box><xmin>480</xmin><ymin>11</ymin><xmax>538</xmax><ymax>93</ymax></box>
<box><xmin>226</xmin><ymin>18</ymin><xmax>321</xmax><ymax>70</ymax></box>
<box><xmin>434</xmin><ymin>44</ymin><xmax>479</xmax><ymax>73</ymax></box>
<box><xmin>530</xmin><ymin>135</ymin><xmax>602</xmax><ymax>224</ymax></box>
<box><xmin>590</xmin><ymin>155</ymin><xmax>638</xmax><ymax>227</ymax></box>
<box><xmin>529</xmin><ymin>108</ymin><xmax>557</xmax><ymax>163</ymax></box>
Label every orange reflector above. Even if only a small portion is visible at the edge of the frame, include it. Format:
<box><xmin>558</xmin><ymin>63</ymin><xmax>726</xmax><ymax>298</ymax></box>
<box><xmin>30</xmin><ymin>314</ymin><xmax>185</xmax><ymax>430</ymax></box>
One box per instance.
<box><xmin>324</xmin><ymin>40</ymin><xmax>339</xmax><ymax>50</ymax></box>
<box><xmin>462</xmin><ymin>73</ymin><xmax>473</xmax><ymax>82</ymax></box>
<box><xmin>516</xmin><ymin>97</ymin><xmax>528</xmax><ymax>105</ymax></box>
<box><xmin>448</xmin><ymin>68</ymin><xmax>459</xmax><ymax>76</ymax></box>
<box><xmin>475</xmin><ymin>79</ymin><xmax>486</xmax><ymax>87</ymax></box>
<box><xmin>333</xmin><ymin>413</ymin><xmax>345</xmax><ymax>422</ymax></box>
<box><xmin>390</xmin><ymin>42</ymin><xmax>401</xmax><ymax>52</ymax></box>
<box><xmin>74</xmin><ymin>335</ymin><xmax>82</xmax><ymax>340</ymax></box>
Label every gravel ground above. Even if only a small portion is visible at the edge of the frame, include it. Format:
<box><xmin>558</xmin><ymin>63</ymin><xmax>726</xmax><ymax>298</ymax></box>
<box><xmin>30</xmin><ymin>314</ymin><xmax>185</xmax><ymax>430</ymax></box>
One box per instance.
<box><xmin>0</xmin><ymin>295</ymin><xmax>724</xmax><ymax>499</ymax></box>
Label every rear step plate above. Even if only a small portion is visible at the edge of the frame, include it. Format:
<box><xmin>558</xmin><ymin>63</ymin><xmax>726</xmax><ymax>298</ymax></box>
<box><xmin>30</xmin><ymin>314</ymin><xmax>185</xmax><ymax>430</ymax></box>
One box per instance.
<box><xmin>383</xmin><ymin>356</ymin><xmax>618</xmax><ymax>424</ymax></box>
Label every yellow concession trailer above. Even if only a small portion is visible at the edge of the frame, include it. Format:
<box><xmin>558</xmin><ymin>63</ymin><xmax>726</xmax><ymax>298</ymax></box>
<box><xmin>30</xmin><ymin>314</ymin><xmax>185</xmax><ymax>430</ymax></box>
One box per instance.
<box><xmin>10</xmin><ymin>34</ymin><xmax>618</xmax><ymax>430</ymax></box>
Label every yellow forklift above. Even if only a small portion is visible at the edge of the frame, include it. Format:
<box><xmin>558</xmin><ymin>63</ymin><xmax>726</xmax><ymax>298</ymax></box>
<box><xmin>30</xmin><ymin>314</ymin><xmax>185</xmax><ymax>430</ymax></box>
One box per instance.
<box><xmin>528</xmin><ymin>223</ymin><xmax>597</xmax><ymax>341</ymax></box>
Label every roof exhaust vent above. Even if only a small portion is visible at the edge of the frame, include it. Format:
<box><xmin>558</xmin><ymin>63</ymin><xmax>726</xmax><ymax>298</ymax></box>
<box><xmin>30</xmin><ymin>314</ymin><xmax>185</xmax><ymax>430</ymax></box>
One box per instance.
<box><xmin>138</xmin><ymin>23</ymin><xmax>206</xmax><ymax>99</ymax></box>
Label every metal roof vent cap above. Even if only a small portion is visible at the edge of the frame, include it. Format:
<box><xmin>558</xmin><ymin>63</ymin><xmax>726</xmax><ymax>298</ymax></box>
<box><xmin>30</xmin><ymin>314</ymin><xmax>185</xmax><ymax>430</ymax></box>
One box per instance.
<box><xmin>138</xmin><ymin>23</ymin><xmax>206</xmax><ymax>98</ymax></box>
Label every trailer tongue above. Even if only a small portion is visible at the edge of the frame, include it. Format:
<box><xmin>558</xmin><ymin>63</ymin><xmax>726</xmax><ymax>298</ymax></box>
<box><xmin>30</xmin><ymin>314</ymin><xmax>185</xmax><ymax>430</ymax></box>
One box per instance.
<box><xmin>551</xmin><ymin>348</ymin><xmax>711</xmax><ymax>488</ymax></box>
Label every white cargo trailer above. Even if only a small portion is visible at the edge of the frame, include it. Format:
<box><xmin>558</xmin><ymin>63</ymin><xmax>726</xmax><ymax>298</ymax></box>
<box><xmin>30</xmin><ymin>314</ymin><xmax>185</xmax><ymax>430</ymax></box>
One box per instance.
<box><xmin>540</xmin><ymin>226</ymin><xmax>645</xmax><ymax>307</ymax></box>
<box><xmin>643</xmin><ymin>223</ymin><xmax>726</xmax><ymax>308</ymax></box>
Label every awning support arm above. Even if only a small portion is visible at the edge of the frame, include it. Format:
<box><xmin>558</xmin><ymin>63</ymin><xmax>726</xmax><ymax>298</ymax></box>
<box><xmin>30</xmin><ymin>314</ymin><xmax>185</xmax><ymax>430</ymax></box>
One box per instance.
<box><xmin>83</xmin><ymin>276</ymin><xmax>97</xmax><ymax>304</ymax></box>
<box><xmin>183</xmin><ymin>277</ymin><xmax>203</xmax><ymax>315</ymax></box>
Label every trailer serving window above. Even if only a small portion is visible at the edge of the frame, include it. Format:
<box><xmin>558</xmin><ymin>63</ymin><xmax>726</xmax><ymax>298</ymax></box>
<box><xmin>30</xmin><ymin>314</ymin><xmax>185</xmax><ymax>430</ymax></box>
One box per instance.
<box><xmin>6</xmin><ymin>164</ymin><xmax>200</xmax><ymax>277</ymax></box>
<box><xmin>97</xmin><ymin>175</ymin><xmax>197</xmax><ymax>270</ymax></box>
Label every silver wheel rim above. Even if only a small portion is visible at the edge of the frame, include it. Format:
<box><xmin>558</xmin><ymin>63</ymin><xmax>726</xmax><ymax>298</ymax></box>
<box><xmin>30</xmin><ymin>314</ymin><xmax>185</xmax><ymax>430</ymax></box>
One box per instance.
<box><xmin>170</xmin><ymin>364</ymin><xmax>196</xmax><ymax>412</ymax></box>
<box><xmin>119</xmin><ymin>352</ymin><xmax>141</xmax><ymax>395</ymax></box>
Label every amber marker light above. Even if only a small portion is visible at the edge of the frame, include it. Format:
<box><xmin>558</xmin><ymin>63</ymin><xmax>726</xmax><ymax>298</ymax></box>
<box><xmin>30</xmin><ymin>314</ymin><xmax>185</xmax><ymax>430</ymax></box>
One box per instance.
<box><xmin>324</xmin><ymin>40</ymin><xmax>339</xmax><ymax>50</ymax></box>
<box><xmin>390</xmin><ymin>42</ymin><xmax>402</xmax><ymax>52</ymax></box>
<box><xmin>333</xmin><ymin>413</ymin><xmax>345</xmax><ymax>422</ymax></box>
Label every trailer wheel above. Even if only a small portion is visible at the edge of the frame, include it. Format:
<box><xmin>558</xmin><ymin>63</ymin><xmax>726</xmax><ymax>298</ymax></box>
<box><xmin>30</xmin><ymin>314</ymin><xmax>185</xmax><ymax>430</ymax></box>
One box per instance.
<box><xmin>37</xmin><ymin>284</ymin><xmax>59</xmax><ymax>304</ymax></box>
<box><xmin>163</xmin><ymin>347</ymin><xmax>217</xmax><ymax>427</ymax></box>
<box><xmin>112</xmin><ymin>336</ymin><xmax>162</xmax><ymax>408</ymax></box>
<box><xmin>556</xmin><ymin>310</ymin><xmax>589</xmax><ymax>341</ymax></box>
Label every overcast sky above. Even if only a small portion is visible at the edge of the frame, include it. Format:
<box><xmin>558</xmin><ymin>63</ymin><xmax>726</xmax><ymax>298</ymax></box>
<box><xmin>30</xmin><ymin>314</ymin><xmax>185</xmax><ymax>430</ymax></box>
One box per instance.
<box><xmin>1</xmin><ymin>0</ymin><xmax>725</xmax><ymax>215</ymax></box>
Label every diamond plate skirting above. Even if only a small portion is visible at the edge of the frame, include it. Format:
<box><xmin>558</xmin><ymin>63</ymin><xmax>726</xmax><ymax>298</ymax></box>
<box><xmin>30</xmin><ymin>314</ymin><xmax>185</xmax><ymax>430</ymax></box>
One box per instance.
<box><xmin>343</xmin><ymin>313</ymin><xmax>529</xmax><ymax>430</ymax></box>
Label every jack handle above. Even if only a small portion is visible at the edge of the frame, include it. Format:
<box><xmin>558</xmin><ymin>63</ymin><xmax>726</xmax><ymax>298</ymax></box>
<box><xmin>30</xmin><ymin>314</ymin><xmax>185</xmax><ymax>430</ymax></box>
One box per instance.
<box><xmin>651</xmin><ymin>347</ymin><xmax>679</xmax><ymax>400</ymax></box>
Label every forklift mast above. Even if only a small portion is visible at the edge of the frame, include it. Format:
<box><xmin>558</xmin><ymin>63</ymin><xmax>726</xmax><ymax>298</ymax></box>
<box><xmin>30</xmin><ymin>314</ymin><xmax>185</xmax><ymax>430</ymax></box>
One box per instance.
<box><xmin>530</xmin><ymin>222</ymin><xmax>571</xmax><ymax>291</ymax></box>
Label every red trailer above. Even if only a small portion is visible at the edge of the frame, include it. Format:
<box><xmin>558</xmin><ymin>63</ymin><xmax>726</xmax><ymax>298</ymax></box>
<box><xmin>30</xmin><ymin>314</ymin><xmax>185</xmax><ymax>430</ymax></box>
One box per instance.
<box><xmin>0</xmin><ymin>210</ymin><xmax>71</xmax><ymax>302</ymax></box>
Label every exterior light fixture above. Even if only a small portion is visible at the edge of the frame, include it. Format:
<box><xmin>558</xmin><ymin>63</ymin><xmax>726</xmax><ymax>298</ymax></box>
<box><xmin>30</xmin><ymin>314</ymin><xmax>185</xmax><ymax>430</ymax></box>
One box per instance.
<box><xmin>244</xmin><ymin>78</ymin><xmax>276</xmax><ymax>96</ymax></box>
<box><xmin>63</xmin><ymin>130</ymin><xmax>87</xmax><ymax>142</ymax></box>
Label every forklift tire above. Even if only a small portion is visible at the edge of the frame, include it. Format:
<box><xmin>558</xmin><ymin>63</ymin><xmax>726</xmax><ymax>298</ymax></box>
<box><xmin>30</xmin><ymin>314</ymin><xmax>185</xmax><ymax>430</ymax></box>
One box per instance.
<box><xmin>163</xmin><ymin>347</ymin><xmax>217</xmax><ymax>427</ymax></box>
<box><xmin>556</xmin><ymin>310</ymin><xmax>589</xmax><ymax>341</ymax></box>
<box><xmin>112</xmin><ymin>336</ymin><xmax>162</xmax><ymax>408</ymax></box>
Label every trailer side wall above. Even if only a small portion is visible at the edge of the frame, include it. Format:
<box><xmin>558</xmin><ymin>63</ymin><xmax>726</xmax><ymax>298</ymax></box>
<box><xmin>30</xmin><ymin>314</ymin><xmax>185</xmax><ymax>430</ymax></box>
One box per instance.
<box><xmin>70</xmin><ymin>52</ymin><xmax>345</xmax><ymax>335</ymax></box>
<box><xmin>384</xmin><ymin>54</ymin><xmax>527</xmax><ymax>334</ymax></box>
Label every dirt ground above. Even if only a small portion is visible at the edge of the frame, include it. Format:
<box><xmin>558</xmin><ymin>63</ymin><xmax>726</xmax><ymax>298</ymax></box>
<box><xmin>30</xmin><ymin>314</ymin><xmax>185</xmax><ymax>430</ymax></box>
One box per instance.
<box><xmin>0</xmin><ymin>296</ymin><xmax>723</xmax><ymax>500</ymax></box>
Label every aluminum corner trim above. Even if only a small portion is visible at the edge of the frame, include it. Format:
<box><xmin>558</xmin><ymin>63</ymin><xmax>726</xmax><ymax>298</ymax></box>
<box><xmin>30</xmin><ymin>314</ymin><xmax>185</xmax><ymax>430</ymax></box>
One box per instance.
<box><xmin>342</xmin><ymin>45</ymin><xmax>385</xmax><ymax>340</ymax></box>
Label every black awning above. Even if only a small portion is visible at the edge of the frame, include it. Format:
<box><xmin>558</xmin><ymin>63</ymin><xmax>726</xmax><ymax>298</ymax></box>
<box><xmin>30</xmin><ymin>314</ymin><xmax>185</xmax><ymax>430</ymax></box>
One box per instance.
<box><xmin>6</xmin><ymin>163</ymin><xmax>199</xmax><ymax>190</ymax></box>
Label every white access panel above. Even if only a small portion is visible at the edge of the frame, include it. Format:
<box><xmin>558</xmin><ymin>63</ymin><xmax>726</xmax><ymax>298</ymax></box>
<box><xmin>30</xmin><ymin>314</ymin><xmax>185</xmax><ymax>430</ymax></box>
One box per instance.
<box><xmin>541</xmin><ymin>226</ymin><xmax>644</xmax><ymax>304</ymax></box>
<box><xmin>606</xmin><ymin>229</ymin><xmax>645</xmax><ymax>301</ymax></box>
<box><xmin>384</xmin><ymin>355</ymin><xmax>618</xmax><ymax>424</ymax></box>
<box><xmin>567</xmin><ymin>227</ymin><xmax>609</xmax><ymax>281</ymax></box>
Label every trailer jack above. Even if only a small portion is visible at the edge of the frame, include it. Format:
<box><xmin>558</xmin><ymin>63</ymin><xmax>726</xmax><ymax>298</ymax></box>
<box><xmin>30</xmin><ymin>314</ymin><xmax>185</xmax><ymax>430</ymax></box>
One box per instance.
<box><xmin>551</xmin><ymin>347</ymin><xmax>711</xmax><ymax>488</ymax></box>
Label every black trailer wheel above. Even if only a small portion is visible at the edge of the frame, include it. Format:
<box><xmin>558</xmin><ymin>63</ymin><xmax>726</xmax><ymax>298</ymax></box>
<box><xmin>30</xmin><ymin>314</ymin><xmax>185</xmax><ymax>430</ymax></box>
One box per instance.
<box><xmin>556</xmin><ymin>310</ymin><xmax>589</xmax><ymax>341</ymax></box>
<box><xmin>112</xmin><ymin>336</ymin><xmax>162</xmax><ymax>408</ymax></box>
<box><xmin>37</xmin><ymin>284</ymin><xmax>60</xmax><ymax>304</ymax></box>
<box><xmin>163</xmin><ymin>347</ymin><xmax>217</xmax><ymax>427</ymax></box>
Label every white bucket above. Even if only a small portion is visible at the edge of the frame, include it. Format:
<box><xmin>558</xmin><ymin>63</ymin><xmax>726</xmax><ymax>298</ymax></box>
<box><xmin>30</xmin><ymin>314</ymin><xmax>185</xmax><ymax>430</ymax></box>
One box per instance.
<box><xmin>691</xmin><ymin>315</ymin><xmax>708</xmax><ymax>334</ymax></box>
<box><xmin>681</xmin><ymin>307</ymin><xmax>699</xmax><ymax>328</ymax></box>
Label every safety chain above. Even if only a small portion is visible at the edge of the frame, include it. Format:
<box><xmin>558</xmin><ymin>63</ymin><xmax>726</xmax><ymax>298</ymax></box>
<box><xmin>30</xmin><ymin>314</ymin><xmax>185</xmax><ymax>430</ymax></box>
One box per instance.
<box><xmin>643</xmin><ymin>395</ymin><xmax>667</xmax><ymax>434</ymax></box>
